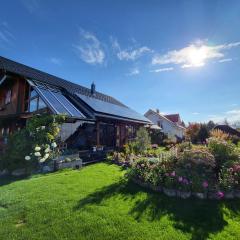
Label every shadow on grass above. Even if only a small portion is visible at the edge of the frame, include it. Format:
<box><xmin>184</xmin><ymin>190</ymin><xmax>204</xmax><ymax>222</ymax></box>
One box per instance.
<box><xmin>74</xmin><ymin>179</ymin><xmax>240</xmax><ymax>240</ymax></box>
<box><xmin>0</xmin><ymin>175</ymin><xmax>29</xmax><ymax>187</ymax></box>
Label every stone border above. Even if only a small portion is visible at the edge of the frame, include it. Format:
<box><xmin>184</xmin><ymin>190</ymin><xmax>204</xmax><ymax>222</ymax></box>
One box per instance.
<box><xmin>132</xmin><ymin>178</ymin><xmax>240</xmax><ymax>200</ymax></box>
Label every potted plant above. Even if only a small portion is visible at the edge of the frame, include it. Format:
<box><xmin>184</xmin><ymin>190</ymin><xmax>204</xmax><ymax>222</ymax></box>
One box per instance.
<box><xmin>163</xmin><ymin>171</ymin><xmax>177</xmax><ymax>197</ymax></box>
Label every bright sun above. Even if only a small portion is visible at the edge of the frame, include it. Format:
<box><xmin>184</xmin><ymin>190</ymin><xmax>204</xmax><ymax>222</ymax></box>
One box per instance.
<box><xmin>187</xmin><ymin>46</ymin><xmax>207</xmax><ymax>67</ymax></box>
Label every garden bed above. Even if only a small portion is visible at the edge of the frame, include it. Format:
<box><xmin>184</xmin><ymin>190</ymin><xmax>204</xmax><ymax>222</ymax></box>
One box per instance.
<box><xmin>108</xmin><ymin>135</ymin><xmax>240</xmax><ymax>201</ymax></box>
<box><xmin>132</xmin><ymin>177</ymin><xmax>240</xmax><ymax>200</ymax></box>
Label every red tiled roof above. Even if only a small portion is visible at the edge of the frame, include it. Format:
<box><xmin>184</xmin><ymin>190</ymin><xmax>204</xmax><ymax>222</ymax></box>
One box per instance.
<box><xmin>164</xmin><ymin>114</ymin><xmax>180</xmax><ymax>123</ymax></box>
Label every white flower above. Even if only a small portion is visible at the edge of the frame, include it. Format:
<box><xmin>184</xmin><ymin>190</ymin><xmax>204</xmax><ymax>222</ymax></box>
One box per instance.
<box><xmin>41</xmin><ymin>126</ymin><xmax>46</xmax><ymax>130</ymax></box>
<box><xmin>39</xmin><ymin>158</ymin><xmax>46</xmax><ymax>163</ymax></box>
<box><xmin>45</xmin><ymin>148</ymin><xmax>50</xmax><ymax>153</ymax></box>
<box><xmin>34</xmin><ymin>152</ymin><xmax>41</xmax><ymax>157</ymax></box>
<box><xmin>44</xmin><ymin>153</ymin><xmax>50</xmax><ymax>159</ymax></box>
<box><xmin>35</xmin><ymin>146</ymin><xmax>41</xmax><ymax>151</ymax></box>
<box><xmin>51</xmin><ymin>142</ymin><xmax>57</xmax><ymax>148</ymax></box>
<box><xmin>25</xmin><ymin>156</ymin><xmax>31</xmax><ymax>161</ymax></box>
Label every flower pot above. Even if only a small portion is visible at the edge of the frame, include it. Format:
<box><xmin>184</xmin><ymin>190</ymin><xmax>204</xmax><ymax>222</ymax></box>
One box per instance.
<box><xmin>177</xmin><ymin>190</ymin><xmax>191</xmax><ymax>199</ymax></box>
<box><xmin>163</xmin><ymin>188</ymin><xmax>176</xmax><ymax>197</ymax></box>
<box><xmin>194</xmin><ymin>192</ymin><xmax>207</xmax><ymax>199</ymax></box>
<box><xmin>224</xmin><ymin>191</ymin><xmax>234</xmax><ymax>199</ymax></box>
<box><xmin>234</xmin><ymin>190</ymin><xmax>240</xmax><ymax>198</ymax></box>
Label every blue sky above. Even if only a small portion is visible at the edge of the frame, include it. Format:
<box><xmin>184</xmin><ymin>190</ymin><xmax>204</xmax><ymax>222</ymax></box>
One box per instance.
<box><xmin>1</xmin><ymin>0</ymin><xmax>240</xmax><ymax>124</ymax></box>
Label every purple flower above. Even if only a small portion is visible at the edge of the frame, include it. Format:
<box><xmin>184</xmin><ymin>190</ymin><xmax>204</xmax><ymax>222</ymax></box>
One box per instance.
<box><xmin>171</xmin><ymin>171</ymin><xmax>176</xmax><ymax>177</ymax></box>
<box><xmin>183</xmin><ymin>178</ymin><xmax>189</xmax><ymax>185</ymax></box>
<box><xmin>202</xmin><ymin>181</ymin><xmax>208</xmax><ymax>188</ymax></box>
<box><xmin>178</xmin><ymin>176</ymin><xmax>183</xmax><ymax>182</ymax></box>
<box><xmin>217</xmin><ymin>191</ymin><xmax>224</xmax><ymax>199</ymax></box>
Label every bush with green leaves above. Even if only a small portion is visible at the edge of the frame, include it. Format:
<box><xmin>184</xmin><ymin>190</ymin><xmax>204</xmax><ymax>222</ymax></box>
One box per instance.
<box><xmin>149</xmin><ymin>129</ymin><xmax>166</xmax><ymax>145</ymax></box>
<box><xmin>207</xmin><ymin>137</ymin><xmax>239</xmax><ymax>169</ymax></box>
<box><xmin>1</xmin><ymin>114</ymin><xmax>65</xmax><ymax>172</ymax></box>
<box><xmin>1</xmin><ymin>129</ymin><xmax>34</xmax><ymax>171</ymax></box>
<box><xmin>134</xmin><ymin>127</ymin><xmax>151</xmax><ymax>153</ymax></box>
<box><xmin>177</xmin><ymin>141</ymin><xmax>192</xmax><ymax>153</ymax></box>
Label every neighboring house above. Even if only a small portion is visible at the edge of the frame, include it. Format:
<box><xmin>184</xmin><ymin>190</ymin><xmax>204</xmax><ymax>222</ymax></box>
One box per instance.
<box><xmin>0</xmin><ymin>56</ymin><xmax>151</xmax><ymax>151</ymax></box>
<box><xmin>214</xmin><ymin>125</ymin><xmax>240</xmax><ymax>138</ymax></box>
<box><xmin>144</xmin><ymin>109</ymin><xmax>185</xmax><ymax>141</ymax></box>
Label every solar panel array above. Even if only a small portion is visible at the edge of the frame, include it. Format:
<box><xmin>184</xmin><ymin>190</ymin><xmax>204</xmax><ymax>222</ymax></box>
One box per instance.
<box><xmin>75</xmin><ymin>93</ymin><xmax>150</xmax><ymax>122</ymax></box>
<box><xmin>33</xmin><ymin>81</ymin><xmax>86</xmax><ymax>118</ymax></box>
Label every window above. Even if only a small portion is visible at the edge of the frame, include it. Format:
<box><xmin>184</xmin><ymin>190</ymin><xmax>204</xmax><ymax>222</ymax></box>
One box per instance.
<box><xmin>5</xmin><ymin>89</ymin><xmax>11</xmax><ymax>104</ymax></box>
<box><xmin>28</xmin><ymin>87</ymin><xmax>47</xmax><ymax>112</ymax></box>
<box><xmin>29</xmin><ymin>97</ymin><xmax>38</xmax><ymax>112</ymax></box>
<box><xmin>38</xmin><ymin>98</ymin><xmax>46</xmax><ymax>110</ymax></box>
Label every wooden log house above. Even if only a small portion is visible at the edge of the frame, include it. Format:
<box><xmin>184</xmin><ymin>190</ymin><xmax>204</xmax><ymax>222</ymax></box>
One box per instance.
<box><xmin>0</xmin><ymin>56</ymin><xmax>151</xmax><ymax>153</ymax></box>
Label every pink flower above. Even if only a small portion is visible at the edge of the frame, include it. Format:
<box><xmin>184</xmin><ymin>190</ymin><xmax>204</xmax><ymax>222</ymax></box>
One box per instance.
<box><xmin>178</xmin><ymin>176</ymin><xmax>183</xmax><ymax>182</ymax></box>
<box><xmin>171</xmin><ymin>171</ymin><xmax>176</xmax><ymax>177</ymax></box>
<box><xmin>165</xmin><ymin>173</ymin><xmax>169</xmax><ymax>176</ymax></box>
<box><xmin>202</xmin><ymin>181</ymin><xmax>208</xmax><ymax>188</ymax></box>
<box><xmin>217</xmin><ymin>191</ymin><xmax>224</xmax><ymax>199</ymax></box>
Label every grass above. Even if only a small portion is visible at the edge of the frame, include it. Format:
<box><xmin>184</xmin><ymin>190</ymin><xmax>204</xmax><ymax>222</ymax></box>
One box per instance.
<box><xmin>0</xmin><ymin>163</ymin><xmax>240</xmax><ymax>240</ymax></box>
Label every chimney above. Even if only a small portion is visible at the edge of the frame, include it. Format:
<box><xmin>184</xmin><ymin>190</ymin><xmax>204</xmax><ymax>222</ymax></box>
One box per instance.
<box><xmin>156</xmin><ymin>108</ymin><xmax>160</xmax><ymax>114</ymax></box>
<box><xmin>91</xmin><ymin>82</ymin><xmax>96</xmax><ymax>95</ymax></box>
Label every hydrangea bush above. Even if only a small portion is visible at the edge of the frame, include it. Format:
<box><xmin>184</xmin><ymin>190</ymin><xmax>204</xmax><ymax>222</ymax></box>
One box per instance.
<box><xmin>1</xmin><ymin>114</ymin><xmax>65</xmax><ymax>173</ymax></box>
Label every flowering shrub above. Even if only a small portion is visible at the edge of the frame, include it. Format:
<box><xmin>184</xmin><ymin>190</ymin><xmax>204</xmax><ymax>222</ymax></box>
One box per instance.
<box><xmin>1</xmin><ymin>114</ymin><xmax>65</xmax><ymax>172</ymax></box>
<box><xmin>164</xmin><ymin>171</ymin><xmax>177</xmax><ymax>189</ymax></box>
<box><xmin>117</xmin><ymin>128</ymin><xmax>240</xmax><ymax>199</ymax></box>
<box><xmin>208</xmin><ymin>137</ymin><xmax>239</xmax><ymax>168</ymax></box>
<box><xmin>176</xmin><ymin>175</ymin><xmax>191</xmax><ymax>192</ymax></box>
<box><xmin>219</xmin><ymin>164</ymin><xmax>240</xmax><ymax>191</ymax></box>
<box><xmin>219</xmin><ymin>167</ymin><xmax>235</xmax><ymax>192</ymax></box>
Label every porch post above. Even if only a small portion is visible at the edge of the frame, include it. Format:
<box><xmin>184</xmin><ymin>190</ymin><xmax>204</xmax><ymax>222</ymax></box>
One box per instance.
<box><xmin>96</xmin><ymin>121</ymin><xmax>100</xmax><ymax>146</ymax></box>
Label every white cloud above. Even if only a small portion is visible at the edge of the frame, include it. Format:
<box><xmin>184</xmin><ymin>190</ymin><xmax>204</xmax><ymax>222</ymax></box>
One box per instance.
<box><xmin>111</xmin><ymin>37</ymin><xmax>152</xmax><ymax>61</ymax></box>
<box><xmin>0</xmin><ymin>22</ymin><xmax>14</xmax><ymax>48</ymax></box>
<box><xmin>128</xmin><ymin>67</ymin><xmax>140</xmax><ymax>76</ymax></box>
<box><xmin>150</xmin><ymin>67</ymin><xmax>174</xmax><ymax>73</ymax></box>
<box><xmin>192</xmin><ymin>112</ymin><xmax>200</xmax><ymax>115</ymax></box>
<box><xmin>152</xmin><ymin>41</ymin><xmax>240</xmax><ymax>68</ymax></box>
<box><xmin>49</xmin><ymin>57</ymin><xmax>62</xmax><ymax>65</ymax></box>
<box><xmin>73</xmin><ymin>29</ymin><xmax>105</xmax><ymax>65</ymax></box>
<box><xmin>218</xmin><ymin>58</ymin><xmax>232</xmax><ymax>63</ymax></box>
<box><xmin>208</xmin><ymin>109</ymin><xmax>240</xmax><ymax>124</ymax></box>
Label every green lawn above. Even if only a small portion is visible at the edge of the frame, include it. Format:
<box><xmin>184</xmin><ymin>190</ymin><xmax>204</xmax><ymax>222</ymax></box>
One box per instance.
<box><xmin>0</xmin><ymin>163</ymin><xmax>240</xmax><ymax>240</ymax></box>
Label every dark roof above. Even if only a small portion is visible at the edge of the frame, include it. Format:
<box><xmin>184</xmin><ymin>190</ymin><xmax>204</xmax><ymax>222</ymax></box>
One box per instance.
<box><xmin>0</xmin><ymin>56</ymin><xmax>150</xmax><ymax>123</ymax></box>
<box><xmin>214</xmin><ymin>125</ymin><xmax>240</xmax><ymax>137</ymax></box>
<box><xmin>164</xmin><ymin>114</ymin><xmax>180</xmax><ymax>123</ymax></box>
<box><xmin>0</xmin><ymin>56</ymin><xmax>124</xmax><ymax>107</ymax></box>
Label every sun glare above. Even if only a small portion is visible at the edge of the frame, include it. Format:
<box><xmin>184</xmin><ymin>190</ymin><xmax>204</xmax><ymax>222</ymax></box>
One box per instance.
<box><xmin>187</xmin><ymin>46</ymin><xmax>207</xmax><ymax>67</ymax></box>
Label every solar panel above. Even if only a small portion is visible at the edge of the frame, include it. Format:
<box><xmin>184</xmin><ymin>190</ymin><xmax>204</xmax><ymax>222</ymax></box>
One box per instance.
<box><xmin>37</xmin><ymin>88</ymin><xmax>70</xmax><ymax>115</ymax></box>
<box><xmin>75</xmin><ymin>93</ymin><xmax>149</xmax><ymax>122</ymax></box>
<box><xmin>51</xmin><ymin>91</ymin><xmax>85</xmax><ymax>118</ymax></box>
<box><xmin>31</xmin><ymin>81</ymin><xmax>86</xmax><ymax>119</ymax></box>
